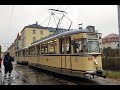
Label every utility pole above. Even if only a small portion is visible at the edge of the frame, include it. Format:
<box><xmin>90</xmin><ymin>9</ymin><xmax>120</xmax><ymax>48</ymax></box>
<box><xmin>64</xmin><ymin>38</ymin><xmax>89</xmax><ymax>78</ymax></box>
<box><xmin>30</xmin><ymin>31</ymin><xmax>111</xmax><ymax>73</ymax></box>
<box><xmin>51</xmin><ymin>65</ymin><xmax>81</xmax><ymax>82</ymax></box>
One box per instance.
<box><xmin>118</xmin><ymin>5</ymin><xmax>120</xmax><ymax>56</ymax></box>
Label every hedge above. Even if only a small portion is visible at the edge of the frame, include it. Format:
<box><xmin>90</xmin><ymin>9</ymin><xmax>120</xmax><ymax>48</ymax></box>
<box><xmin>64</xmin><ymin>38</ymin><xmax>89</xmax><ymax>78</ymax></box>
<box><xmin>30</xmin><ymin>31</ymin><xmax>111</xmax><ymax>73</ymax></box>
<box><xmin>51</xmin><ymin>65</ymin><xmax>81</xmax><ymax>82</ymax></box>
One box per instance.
<box><xmin>102</xmin><ymin>57</ymin><xmax>120</xmax><ymax>70</ymax></box>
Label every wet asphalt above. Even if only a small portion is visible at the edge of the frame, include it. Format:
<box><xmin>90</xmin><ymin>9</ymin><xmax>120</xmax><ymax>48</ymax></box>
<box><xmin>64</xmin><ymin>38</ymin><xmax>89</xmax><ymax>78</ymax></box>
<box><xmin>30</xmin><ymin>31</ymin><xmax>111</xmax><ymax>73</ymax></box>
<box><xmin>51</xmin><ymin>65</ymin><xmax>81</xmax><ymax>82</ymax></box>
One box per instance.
<box><xmin>1</xmin><ymin>61</ymin><xmax>120</xmax><ymax>85</ymax></box>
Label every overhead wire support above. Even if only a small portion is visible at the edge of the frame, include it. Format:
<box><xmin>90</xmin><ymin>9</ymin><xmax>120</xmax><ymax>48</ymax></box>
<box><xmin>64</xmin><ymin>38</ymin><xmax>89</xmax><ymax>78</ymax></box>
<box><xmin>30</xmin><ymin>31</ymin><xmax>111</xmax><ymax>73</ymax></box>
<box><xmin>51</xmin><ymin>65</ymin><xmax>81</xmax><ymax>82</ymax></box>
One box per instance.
<box><xmin>53</xmin><ymin>15</ymin><xmax>58</xmax><ymax>27</ymax></box>
<box><xmin>46</xmin><ymin>6</ymin><xmax>72</xmax><ymax>32</ymax></box>
<box><xmin>64</xmin><ymin>15</ymin><xmax>72</xmax><ymax>31</ymax></box>
<box><xmin>48</xmin><ymin>9</ymin><xmax>67</xmax><ymax>14</ymax></box>
<box><xmin>56</xmin><ymin>14</ymin><xmax>65</xmax><ymax>32</ymax></box>
<box><xmin>47</xmin><ymin>13</ymin><xmax>53</xmax><ymax>27</ymax></box>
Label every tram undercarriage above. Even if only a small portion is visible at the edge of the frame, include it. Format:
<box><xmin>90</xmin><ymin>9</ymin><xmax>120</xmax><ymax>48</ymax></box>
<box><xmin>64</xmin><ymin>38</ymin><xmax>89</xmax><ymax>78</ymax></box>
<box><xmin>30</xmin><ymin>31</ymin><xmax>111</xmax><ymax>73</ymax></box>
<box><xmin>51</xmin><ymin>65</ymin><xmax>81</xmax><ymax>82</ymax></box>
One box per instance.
<box><xmin>17</xmin><ymin>62</ymin><xmax>106</xmax><ymax>79</ymax></box>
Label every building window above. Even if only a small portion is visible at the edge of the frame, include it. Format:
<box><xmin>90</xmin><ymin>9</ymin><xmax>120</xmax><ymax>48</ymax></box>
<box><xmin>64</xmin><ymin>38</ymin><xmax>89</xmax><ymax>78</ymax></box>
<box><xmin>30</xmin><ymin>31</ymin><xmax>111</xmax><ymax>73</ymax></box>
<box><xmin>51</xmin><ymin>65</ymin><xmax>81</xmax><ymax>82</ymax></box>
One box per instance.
<box><xmin>33</xmin><ymin>37</ymin><xmax>36</xmax><ymax>42</ymax></box>
<box><xmin>40</xmin><ymin>30</ymin><xmax>43</xmax><ymax>35</ymax></box>
<box><xmin>33</xmin><ymin>30</ymin><xmax>36</xmax><ymax>34</ymax></box>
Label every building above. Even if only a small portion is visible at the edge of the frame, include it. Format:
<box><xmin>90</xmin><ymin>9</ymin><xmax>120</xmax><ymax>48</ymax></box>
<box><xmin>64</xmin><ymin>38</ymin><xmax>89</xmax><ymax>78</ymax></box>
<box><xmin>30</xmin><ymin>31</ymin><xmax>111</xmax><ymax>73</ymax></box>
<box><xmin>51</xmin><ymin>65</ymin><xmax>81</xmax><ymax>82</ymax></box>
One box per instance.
<box><xmin>20</xmin><ymin>22</ymin><xmax>56</xmax><ymax>48</ymax></box>
<box><xmin>7</xmin><ymin>43</ymin><xmax>15</xmax><ymax>57</ymax></box>
<box><xmin>14</xmin><ymin>33</ymin><xmax>21</xmax><ymax>51</ymax></box>
<box><xmin>102</xmin><ymin>33</ymin><xmax>119</xmax><ymax>49</ymax></box>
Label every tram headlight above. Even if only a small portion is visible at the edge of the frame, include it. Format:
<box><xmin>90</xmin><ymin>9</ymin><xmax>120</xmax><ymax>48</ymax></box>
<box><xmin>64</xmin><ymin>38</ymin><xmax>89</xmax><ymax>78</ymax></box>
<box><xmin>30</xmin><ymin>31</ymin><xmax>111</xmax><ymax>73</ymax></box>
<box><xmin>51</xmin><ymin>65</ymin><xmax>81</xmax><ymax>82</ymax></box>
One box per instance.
<box><xmin>94</xmin><ymin>59</ymin><xmax>98</xmax><ymax>65</ymax></box>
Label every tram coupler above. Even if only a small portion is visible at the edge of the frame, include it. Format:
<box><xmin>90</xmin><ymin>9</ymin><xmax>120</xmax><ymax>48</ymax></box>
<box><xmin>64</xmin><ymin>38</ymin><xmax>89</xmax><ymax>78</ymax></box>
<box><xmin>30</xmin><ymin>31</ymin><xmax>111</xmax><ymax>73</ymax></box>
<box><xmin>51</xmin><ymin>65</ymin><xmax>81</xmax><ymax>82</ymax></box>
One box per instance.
<box><xmin>96</xmin><ymin>70</ymin><xmax>106</xmax><ymax>79</ymax></box>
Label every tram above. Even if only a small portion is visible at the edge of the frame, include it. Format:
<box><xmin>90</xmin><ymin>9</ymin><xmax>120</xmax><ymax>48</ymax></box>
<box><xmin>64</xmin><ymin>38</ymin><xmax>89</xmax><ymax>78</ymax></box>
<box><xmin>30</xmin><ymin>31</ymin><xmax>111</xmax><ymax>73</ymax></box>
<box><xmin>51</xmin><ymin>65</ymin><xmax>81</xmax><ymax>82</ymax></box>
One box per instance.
<box><xmin>15</xmin><ymin>28</ymin><xmax>106</xmax><ymax>78</ymax></box>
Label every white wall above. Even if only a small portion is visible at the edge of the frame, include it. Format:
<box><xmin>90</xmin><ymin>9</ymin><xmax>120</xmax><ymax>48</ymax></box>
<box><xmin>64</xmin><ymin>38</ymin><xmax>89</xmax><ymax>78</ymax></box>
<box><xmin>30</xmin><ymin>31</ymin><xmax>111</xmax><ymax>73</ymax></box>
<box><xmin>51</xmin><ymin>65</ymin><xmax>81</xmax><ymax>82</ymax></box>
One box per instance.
<box><xmin>102</xmin><ymin>41</ymin><xmax>119</xmax><ymax>49</ymax></box>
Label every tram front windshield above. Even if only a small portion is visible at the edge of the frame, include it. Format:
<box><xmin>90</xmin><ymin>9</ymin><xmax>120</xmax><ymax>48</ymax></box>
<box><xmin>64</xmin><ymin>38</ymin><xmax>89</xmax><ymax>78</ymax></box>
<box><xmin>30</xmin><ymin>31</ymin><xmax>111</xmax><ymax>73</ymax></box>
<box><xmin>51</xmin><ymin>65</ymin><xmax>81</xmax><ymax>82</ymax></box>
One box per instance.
<box><xmin>87</xmin><ymin>41</ymin><xmax>99</xmax><ymax>53</ymax></box>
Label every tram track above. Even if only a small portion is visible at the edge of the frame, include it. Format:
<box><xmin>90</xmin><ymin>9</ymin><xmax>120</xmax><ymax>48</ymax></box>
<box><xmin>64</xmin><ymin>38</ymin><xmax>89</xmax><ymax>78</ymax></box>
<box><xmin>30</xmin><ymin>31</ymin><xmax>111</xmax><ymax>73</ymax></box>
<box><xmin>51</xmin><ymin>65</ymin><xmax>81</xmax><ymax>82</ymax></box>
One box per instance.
<box><xmin>14</xmin><ymin>69</ymin><xmax>33</xmax><ymax>85</ymax></box>
<box><xmin>14</xmin><ymin>63</ymin><xmax>120</xmax><ymax>85</ymax></box>
<box><xmin>14</xmin><ymin>64</ymin><xmax>100</xmax><ymax>85</ymax></box>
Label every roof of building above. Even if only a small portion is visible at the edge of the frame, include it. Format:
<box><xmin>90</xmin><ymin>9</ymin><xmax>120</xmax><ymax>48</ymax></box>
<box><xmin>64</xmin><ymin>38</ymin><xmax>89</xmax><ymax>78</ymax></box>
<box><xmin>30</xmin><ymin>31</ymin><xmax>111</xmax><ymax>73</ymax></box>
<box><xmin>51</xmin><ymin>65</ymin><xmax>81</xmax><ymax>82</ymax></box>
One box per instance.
<box><xmin>21</xmin><ymin>22</ymin><xmax>68</xmax><ymax>33</ymax></box>
<box><xmin>103</xmin><ymin>33</ymin><xmax>119</xmax><ymax>39</ymax></box>
<box><xmin>102</xmin><ymin>33</ymin><xmax>119</xmax><ymax>43</ymax></box>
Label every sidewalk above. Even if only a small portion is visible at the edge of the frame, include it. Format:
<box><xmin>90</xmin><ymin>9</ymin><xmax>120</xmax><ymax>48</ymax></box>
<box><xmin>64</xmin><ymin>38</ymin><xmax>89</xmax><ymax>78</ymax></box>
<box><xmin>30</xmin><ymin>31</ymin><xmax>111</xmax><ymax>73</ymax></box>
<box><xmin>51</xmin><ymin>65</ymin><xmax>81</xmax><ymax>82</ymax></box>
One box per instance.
<box><xmin>0</xmin><ymin>61</ymin><xmax>30</xmax><ymax>85</ymax></box>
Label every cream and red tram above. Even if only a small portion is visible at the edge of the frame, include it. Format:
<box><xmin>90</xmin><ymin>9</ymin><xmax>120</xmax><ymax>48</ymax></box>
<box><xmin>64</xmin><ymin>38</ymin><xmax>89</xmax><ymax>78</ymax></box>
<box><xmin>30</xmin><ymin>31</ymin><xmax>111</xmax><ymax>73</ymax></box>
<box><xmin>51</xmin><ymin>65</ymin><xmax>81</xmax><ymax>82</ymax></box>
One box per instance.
<box><xmin>15</xmin><ymin>29</ymin><xmax>105</xmax><ymax>78</ymax></box>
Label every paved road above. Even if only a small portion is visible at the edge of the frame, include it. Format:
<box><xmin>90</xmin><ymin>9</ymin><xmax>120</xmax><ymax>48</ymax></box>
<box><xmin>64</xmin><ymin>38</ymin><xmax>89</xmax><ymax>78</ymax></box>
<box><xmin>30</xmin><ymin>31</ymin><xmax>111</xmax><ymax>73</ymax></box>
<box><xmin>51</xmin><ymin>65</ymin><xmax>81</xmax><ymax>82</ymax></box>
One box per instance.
<box><xmin>14</xmin><ymin>64</ymin><xmax>120</xmax><ymax>85</ymax></box>
<box><xmin>1</xmin><ymin>61</ymin><xmax>120</xmax><ymax>85</ymax></box>
<box><xmin>0</xmin><ymin>61</ymin><xmax>30</xmax><ymax>85</ymax></box>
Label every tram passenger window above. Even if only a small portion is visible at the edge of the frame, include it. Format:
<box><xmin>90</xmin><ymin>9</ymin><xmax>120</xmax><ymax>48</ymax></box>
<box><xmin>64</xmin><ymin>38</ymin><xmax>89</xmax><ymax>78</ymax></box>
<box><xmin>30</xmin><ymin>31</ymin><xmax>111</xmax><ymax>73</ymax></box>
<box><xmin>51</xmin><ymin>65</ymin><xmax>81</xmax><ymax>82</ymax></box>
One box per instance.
<box><xmin>36</xmin><ymin>45</ymin><xmax>40</xmax><ymax>55</ymax></box>
<box><xmin>19</xmin><ymin>51</ymin><xmax>20</xmax><ymax>56</ymax></box>
<box><xmin>72</xmin><ymin>38</ymin><xmax>84</xmax><ymax>53</ymax></box>
<box><xmin>49</xmin><ymin>45</ymin><xmax>56</xmax><ymax>54</ymax></box>
<box><xmin>49</xmin><ymin>46</ymin><xmax>54</xmax><ymax>53</ymax></box>
<box><xmin>48</xmin><ymin>39</ymin><xmax>56</xmax><ymax>54</ymax></box>
<box><xmin>66</xmin><ymin>37</ymin><xmax>71</xmax><ymax>54</ymax></box>
<box><xmin>26</xmin><ymin>50</ymin><xmax>28</xmax><ymax>56</ymax></box>
<box><xmin>59</xmin><ymin>39</ymin><xmax>62</xmax><ymax>54</ymax></box>
<box><xmin>41</xmin><ymin>47</ymin><xmax>44</xmax><ymax>54</ymax></box>
<box><xmin>23</xmin><ymin>50</ymin><xmax>25</xmax><ymax>56</ymax></box>
<box><xmin>28</xmin><ymin>49</ymin><xmax>30</xmax><ymax>55</ymax></box>
<box><xmin>45</xmin><ymin>47</ymin><xmax>48</xmax><ymax>54</ymax></box>
<box><xmin>62</xmin><ymin>39</ymin><xmax>65</xmax><ymax>54</ymax></box>
<box><xmin>30</xmin><ymin>48</ymin><xmax>34</xmax><ymax>56</ymax></box>
<box><xmin>41</xmin><ymin>42</ymin><xmax>48</xmax><ymax>54</ymax></box>
<box><xmin>62</xmin><ymin>45</ymin><xmax>64</xmax><ymax>54</ymax></box>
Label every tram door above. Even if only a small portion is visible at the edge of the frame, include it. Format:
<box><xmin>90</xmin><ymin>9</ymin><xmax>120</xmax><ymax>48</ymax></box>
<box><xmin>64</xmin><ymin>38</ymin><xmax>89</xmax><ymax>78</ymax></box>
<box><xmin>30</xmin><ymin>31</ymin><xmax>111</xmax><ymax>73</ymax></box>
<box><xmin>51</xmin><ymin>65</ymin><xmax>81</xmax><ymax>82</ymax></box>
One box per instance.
<box><xmin>59</xmin><ymin>36</ymin><xmax>71</xmax><ymax>70</ymax></box>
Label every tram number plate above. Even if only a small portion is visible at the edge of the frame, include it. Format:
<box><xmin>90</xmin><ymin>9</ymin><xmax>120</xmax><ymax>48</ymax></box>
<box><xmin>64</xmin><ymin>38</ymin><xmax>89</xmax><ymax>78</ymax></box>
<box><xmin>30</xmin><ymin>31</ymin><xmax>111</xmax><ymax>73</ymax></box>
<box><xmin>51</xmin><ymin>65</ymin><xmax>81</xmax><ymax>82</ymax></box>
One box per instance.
<box><xmin>88</xmin><ymin>57</ymin><xmax>93</xmax><ymax>61</ymax></box>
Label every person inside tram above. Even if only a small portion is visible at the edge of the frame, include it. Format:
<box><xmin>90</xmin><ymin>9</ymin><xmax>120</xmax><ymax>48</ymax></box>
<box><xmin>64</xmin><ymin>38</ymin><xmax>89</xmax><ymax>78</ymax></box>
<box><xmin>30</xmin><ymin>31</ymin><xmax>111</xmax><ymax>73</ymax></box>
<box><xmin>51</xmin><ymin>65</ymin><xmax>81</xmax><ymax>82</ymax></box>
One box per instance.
<box><xmin>3</xmin><ymin>52</ymin><xmax>14</xmax><ymax>78</ymax></box>
<box><xmin>72</xmin><ymin>38</ymin><xmax>83</xmax><ymax>53</ymax></box>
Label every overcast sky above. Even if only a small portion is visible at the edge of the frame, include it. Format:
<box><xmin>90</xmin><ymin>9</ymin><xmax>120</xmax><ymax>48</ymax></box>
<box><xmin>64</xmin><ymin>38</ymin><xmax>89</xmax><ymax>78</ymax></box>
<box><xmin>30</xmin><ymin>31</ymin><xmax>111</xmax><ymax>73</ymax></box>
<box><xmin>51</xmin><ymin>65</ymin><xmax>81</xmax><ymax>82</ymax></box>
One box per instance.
<box><xmin>0</xmin><ymin>5</ymin><xmax>118</xmax><ymax>52</ymax></box>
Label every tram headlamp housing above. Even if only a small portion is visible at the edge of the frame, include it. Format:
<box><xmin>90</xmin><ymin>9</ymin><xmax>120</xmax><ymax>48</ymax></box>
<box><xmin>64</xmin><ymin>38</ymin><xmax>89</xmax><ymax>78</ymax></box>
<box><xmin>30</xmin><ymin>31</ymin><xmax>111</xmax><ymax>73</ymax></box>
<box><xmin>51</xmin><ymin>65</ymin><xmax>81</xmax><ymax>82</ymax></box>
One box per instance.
<box><xmin>94</xmin><ymin>59</ymin><xmax>98</xmax><ymax>65</ymax></box>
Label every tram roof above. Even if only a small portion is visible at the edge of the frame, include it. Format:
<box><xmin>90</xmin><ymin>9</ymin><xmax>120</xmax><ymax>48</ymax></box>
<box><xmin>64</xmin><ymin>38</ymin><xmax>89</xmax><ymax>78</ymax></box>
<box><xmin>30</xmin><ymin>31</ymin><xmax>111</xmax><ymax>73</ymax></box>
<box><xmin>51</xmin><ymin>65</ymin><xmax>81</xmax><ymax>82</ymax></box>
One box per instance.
<box><xmin>30</xmin><ymin>29</ymin><xmax>100</xmax><ymax>47</ymax></box>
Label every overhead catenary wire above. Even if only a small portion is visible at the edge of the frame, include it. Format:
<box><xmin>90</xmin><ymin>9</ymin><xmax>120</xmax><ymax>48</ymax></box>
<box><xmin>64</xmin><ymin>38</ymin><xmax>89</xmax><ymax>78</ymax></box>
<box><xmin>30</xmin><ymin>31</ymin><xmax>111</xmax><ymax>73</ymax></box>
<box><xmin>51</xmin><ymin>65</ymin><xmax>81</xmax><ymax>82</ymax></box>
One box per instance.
<box><xmin>4</xmin><ymin>5</ymin><xmax>14</xmax><ymax>52</ymax></box>
<box><xmin>57</xmin><ymin>5</ymin><xmax>62</xmax><ymax>10</ymax></box>
<box><xmin>40</xmin><ymin>15</ymin><xmax>53</xmax><ymax>26</ymax></box>
<box><xmin>8</xmin><ymin>5</ymin><xmax>14</xmax><ymax>30</ymax></box>
<box><xmin>64</xmin><ymin>5</ymin><xmax>70</xmax><ymax>11</ymax></box>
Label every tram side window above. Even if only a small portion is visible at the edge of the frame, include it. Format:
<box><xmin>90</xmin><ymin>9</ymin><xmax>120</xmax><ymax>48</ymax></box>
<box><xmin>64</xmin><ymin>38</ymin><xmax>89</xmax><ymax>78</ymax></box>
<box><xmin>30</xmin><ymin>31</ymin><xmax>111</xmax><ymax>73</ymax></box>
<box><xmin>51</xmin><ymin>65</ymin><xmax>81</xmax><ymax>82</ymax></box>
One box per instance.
<box><xmin>45</xmin><ymin>47</ymin><xmax>48</xmax><ymax>54</ymax></box>
<box><xmin>32</xmin><ymin>47</ymin><xmax>36</xmax><ymax>55</ymax></box>
<box><xmin>26</xmin><ymin>50</ymin><xmax>28</xmax><ymax>56</ymax></box>
<box><xmin>20</xmin><ymin>50</ymin><xmax>22</xmax><ymax>56</ymax></box>
<box><xmin>62</xmin><ymin>39</ymin><xmax>65</xmax><ymax>54</ymax></box>
<box><xmin>19</xmin><ymin>51</ymin><xmax>21</xmax><ymax>56</ymax></box>
<box><xmin>66</xmin><ymin>37</ymin><xmax>71</xmax><ymax>54</ymax></box>
<box><xmin>28</xmin><ymin>49</ymin><xmax>30</xmax><ymax>56</ymax></box>
<box><xmin>36</xmin><ymin>45</ymin><xmax>40</xmax><ymax>55</ymax></box>
<box><xmin>29</xmin><ymin>47</ymin><xmax>35</xmax><ymax>56</ymax></box>
<box><xmin>41</xmin><ymin>42</ymin><xmax>48</xmax><ymax>54</ymax></box>
<box><xmin>18</xmin><ymin>52</ymin><xmax>19</xmax><ymax>56</ymax></box>
<box><xmin>59</xmin><ymin>38</ymin><xmax>65</xmax><ymax>54</ymax></box>
<box><xmin>23</xmin><ymin>50</ymin><xmax>25</xmax><ymax>56</ymax></box>
<box><xmin>30</xmin><ymin>48</ymin><xmax>32</xmax><ymax>55</ymax></box>
<box><xmin>41</xmin><ymin>47</ymin><xmax>44</xmax><ymax>54</ymax></box>
<box><xmin>18</xmin><ymin>51</ymin><xmax>20</xmax><ymax>56</ymax></box>
<box><xmin>72</xmin><ymin>38</ymin><xmax>83</xmax><ymax>53</ymax></box>
<box><xmin>15</xmin><ymin>52</ymin><xmax>17</xmax><ymax>57</ymax></box>
<box><xmin>48</xmin><ymin>40</ymin><xmax>56</xmax><ymax>54</ymax></box>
